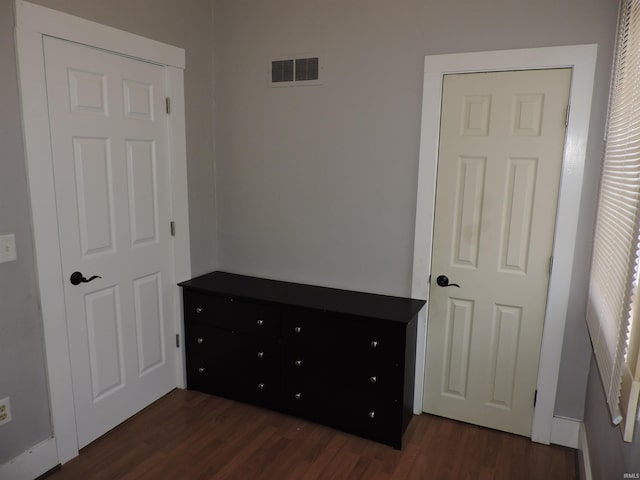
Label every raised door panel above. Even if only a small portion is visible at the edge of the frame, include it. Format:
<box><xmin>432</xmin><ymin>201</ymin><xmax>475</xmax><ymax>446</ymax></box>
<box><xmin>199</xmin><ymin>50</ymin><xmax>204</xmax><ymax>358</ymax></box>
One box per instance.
<box><xmin>452</xmin><ymin>156</ymin><xmax>485</xmax><ymax>269</ymax></box>
<box><xmin>486</xmin><ymin>305</ymin><xmax>522</xmax><ymax>409</ymax></box>
<box><xmin>499</xmin><ymin>157</ymin><xmax>537</xmax><ymax>273</ymax></box>
<box><xmin>84</xmin><ymin>286</ymin><xmax>125</xmax><ymax>401</ymax></box>
<box><xmin>68</xmin><ymin>69</ymin><xmax>108</xmax><ymax>115</ymax></box>
<box><xmin>126</xmin><ymin>140</ymin><xmax>158</xmax><ymax>247</ymax></box>
<box><xmin>133</xmin><ymin>273</ymin><xmax>165</xmax><ymax>376</ymax></box>
<box><xmin>441</xmin><ymin>298</ymin><xmax>474</xmax><ymax>399</ymax></box>
<box><xmin>123</xmin><ymin>79</ymin><xmax>154</xmax><ymax>121</ymax></box>
<box><xmin>73</xmin><ymin>137</ymin><xmax>115</xmax><ymax>258</ymax></box>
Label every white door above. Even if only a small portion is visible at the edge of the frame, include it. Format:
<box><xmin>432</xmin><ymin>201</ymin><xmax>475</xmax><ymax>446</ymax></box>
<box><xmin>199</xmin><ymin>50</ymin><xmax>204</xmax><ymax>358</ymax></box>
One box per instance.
<box><xmin>423</xmin><ymin>69</ymin><xmax>571</xmax><ymax>436</ymax></box>
<box><xmin>44</xmin><ymin>37</ymin><xmax>176</xmax><ymax>447</ymax></box>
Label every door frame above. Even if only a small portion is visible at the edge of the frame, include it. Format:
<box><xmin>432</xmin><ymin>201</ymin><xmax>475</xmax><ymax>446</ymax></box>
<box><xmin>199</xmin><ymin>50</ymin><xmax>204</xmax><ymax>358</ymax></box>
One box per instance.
<box><xmin>411</xmin><ymin>45</ymin><xmax>597</xmax><ymax>444</ymax></box>
<box><xmin>15</xmin><ymin>0</ymin><xmax>191</xmax><ymax>464</ymax></box>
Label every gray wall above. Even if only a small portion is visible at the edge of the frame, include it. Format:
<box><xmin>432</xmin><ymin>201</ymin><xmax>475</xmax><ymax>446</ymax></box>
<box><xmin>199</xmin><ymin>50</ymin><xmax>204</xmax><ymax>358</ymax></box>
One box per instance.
<box><xmin>213</xmin><ymin>0</ymin><xmax>617</xmax><ymax>419</ymax></box>
<box><xmin>584</xmin><ymin>357</ymin><xmax>640</xmax><ymax>479</ymax></box>
<box><xmin>0</xmin><ymin>0</ymin><xmax>51</xmax><ymax>462</ymax></box>
<box><xmin>0</xmin><ymin>0</ymin><xmax>217</xmax><ymax>464</ymax></box>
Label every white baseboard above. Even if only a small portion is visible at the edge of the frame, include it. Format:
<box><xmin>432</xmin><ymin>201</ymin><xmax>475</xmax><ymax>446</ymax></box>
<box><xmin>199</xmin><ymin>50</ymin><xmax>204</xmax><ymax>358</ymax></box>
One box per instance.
<box><xmin>549</xmin><ymin>417</ymin><xmax>593</xmax><ymax>480</ymax></box>
<box><xmin>0</xmin><ymin>437</ymin><xmax>59</xmax><ymax>480</ymax></box>
<box><xmin>578</xmin><ymin>423</ymin><xmax>593</xmax><ymax>480</ymax></box>
<box><xmin>550</xmin><ymin>416</ymin><xmax>580</xmax><ymax>448</ymax></box>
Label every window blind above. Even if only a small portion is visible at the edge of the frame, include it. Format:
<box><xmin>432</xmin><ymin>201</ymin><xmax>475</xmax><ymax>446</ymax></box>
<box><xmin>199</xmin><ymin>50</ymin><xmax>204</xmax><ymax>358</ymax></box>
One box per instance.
<box><xmin>587</xmin><ymin>0</ymin><xmax>640</xmax><ymax>438</ymax></box>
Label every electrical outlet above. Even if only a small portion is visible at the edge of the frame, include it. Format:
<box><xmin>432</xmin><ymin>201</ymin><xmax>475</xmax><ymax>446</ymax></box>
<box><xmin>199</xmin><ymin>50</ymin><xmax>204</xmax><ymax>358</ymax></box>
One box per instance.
<box><xmin>0</xmin><ymin>397</ymin><xmax>11</xmax><ymax>426</ymax></box>
<box><xmin>0</xmin><ymin>235</ymin><xmax>17</xmax><ymax>263</ymax></box>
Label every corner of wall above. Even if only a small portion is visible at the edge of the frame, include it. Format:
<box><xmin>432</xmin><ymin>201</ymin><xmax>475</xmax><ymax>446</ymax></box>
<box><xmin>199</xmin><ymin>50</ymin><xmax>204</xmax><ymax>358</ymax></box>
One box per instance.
<box><xmin>550</xmin><ymin>415</ymin><xmax>581</xmax><ymax>449</ymax></box>
<box><xmin>578</xmin><ymin>422</ymin><xmax>593</xmax><ymax>480</ymax></box>
<box><xmin>0</xmin><ymin>438</ymin><xmax>58</xmax><ymax>480</ymax></box>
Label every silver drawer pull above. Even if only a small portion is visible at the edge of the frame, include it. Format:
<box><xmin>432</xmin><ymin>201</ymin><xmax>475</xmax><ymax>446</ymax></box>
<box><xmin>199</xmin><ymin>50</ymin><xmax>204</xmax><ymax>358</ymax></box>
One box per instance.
<box><xmin>258</xmin><ymin>383</ymin><xmax>265</xmax><ymax>390</ymax></box>
<box><xmin>294</xmin><ymin>326</ymin><xmax>302</xmax><ymax>334</ymax></box>
<box><xmin>198</xmin><ymin>367</ymin><xmax>205</xmax><ymax>374</ymax></box>
<box><xmin>257</xmin><ymin>351</ymin><xmax>264</xmax><ymax>359</ymax></box>
<box><xmin>197</xmin><ymin>337</ymin><xmax>204</xmax><ymax>344</ymax></box>
<box><xmin>370</xmin><ymin>340</ymin><xmax>378</xmax><ymax>348</ymax></box>
<box><xmin>257</xmin><ymin>319</ymin><xmax>264</xmax><ymax>326</ymax></box>
<box><xmin>294</xmin><ymin>360</ymin><xmax>302</xmax><ymax>367</ymax></box>
<box><xmin>368</xmin><ymin>411</ymin><xmax>376</xmax><ymax>419</ymax></box>
<box><xmin>195</xmin><ymin>307</ymin><xmax>204</xmax><ymax>314</ymax></box>
<box><xmin>369</xmin><ymin>376</ymin><xmax>377</xmax><ymax>384</ymax></box>
<box><xmin>294</xmin><ymin>392</ymin><xmax>302</xmax><ymax>400</ymax></box>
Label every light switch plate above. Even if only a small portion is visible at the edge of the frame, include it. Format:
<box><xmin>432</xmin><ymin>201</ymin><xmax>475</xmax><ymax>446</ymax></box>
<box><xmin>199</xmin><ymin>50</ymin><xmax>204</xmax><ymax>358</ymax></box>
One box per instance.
<box><xmin>0</xmin><ymin>234</ymin><xmax>17</xmax><ymax>263</ymax></box>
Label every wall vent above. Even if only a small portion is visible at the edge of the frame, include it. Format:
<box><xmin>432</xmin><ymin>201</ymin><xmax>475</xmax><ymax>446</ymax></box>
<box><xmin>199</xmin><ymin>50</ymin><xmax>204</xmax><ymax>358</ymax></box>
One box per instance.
<box><xmin>294</xmin><ymin>57</ymin><xmax>319</xmax><ymax>81</ymax></box>
<box><xmin>272</xmin><ymin>59</ymin><xmax>294</xmax><ymax>83</ymax></box>
<box><xmin>270</xmin><ymin>56</ymin><xmax>321</xmax><ymax>86</ymax></box>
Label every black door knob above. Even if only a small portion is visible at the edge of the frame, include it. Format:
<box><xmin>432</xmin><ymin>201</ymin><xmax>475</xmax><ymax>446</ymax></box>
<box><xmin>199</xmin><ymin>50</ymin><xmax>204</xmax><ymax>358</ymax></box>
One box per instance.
<box><xmin>70</xmin><ymin>271</ymin><xmax>102</xmax><ymax>286</ymax></box>
<box><xmin>436</xmin><ymin>275</ymin><xmax>460</xmax><ymax>288</ymax></box>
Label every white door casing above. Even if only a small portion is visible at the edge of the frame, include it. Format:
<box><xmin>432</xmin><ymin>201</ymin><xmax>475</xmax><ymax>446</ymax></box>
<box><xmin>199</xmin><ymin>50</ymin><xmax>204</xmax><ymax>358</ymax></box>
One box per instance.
<box><xmin>412</xmin><ymin>46</ymin><xmax>597</xmax><ymax>444</ymax></box>
<box><xmin>15</xmin><ymin>0</ymin><xmax>191</xmax><ymax>464</ymax></box>
<box><xmin>423</xmin><ymin>69</ymin><xmax>571</xmax><ymax>436</ymax></box>
<box><xmin>44</xmin><ymin>36</ymin><xmax>176</xmax><ymax>448</ymax></box>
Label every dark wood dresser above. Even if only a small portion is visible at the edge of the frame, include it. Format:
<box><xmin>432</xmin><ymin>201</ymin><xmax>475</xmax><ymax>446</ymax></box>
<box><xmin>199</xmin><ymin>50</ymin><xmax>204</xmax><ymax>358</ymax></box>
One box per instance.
<box><xmin>178</xmin><ymin>271</ymin><xmax>426</xmax><ymax>449</ymax></box>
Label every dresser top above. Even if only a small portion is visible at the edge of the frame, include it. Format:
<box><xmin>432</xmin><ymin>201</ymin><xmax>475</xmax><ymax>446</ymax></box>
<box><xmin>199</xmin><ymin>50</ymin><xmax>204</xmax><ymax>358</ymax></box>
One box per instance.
<box><xmin>179</xmin><ymin>271</ymin><xmax>426</xmax><ymax>324</ymax></box>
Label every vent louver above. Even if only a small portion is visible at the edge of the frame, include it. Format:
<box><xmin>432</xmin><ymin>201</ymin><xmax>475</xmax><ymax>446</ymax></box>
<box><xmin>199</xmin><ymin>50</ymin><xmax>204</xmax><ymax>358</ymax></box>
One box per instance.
<box><xmin>294</xmin><ymin>57</ymin><xmax>318</xmax><ymax>81</ymax></box>
<box><xmin>271</xmin><ymin>59</ymin><xmax>294</xmax><ymax>83</ymax></box>
<box><xmin>271</xmin><ymin>56</ymin><xmax>320</xmax><ymax>86</ymax></box>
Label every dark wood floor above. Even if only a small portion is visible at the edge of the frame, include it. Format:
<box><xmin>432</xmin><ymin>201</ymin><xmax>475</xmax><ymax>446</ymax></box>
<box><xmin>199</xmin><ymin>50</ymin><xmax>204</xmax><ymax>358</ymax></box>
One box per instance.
<box><xmin>43</xmin><ymin>389</ymin><xmax>576</xmax><ymax>480</ymax></box>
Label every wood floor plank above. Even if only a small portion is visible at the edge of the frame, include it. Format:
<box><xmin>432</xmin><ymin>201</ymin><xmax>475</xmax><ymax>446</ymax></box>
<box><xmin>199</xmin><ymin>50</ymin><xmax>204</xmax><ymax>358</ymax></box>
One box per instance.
<box><xmin>42</xmin><ymin>389</ymin><xmax>576</xmax><ymax>480</ymax></box>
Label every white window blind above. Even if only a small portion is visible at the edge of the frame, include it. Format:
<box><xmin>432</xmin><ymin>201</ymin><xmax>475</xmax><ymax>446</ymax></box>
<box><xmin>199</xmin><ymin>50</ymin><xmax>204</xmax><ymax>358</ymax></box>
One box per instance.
<box><xmin>587</xmin><ymin>0</ymin><xmax>640</xmax><ymax>441</ymax></box>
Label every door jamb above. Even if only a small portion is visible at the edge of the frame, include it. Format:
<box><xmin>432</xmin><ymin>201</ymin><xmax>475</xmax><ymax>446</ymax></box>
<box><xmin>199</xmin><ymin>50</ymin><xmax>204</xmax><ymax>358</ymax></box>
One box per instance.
<box><xmin>15</xmin><ymin>0</ymin><xmax>191</xmax><ymax>464</ymax></box>
<box><xmin>411</xmin><ymin>45</ymin><xmax>597</xmax><ymax>444</ymax></box>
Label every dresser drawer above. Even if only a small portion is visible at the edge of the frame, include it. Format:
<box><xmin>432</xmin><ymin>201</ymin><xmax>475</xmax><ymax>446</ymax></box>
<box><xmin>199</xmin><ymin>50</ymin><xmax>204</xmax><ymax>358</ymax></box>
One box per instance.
<box><xmin>184</xmin><ymin>291</ymin><xmax>233</xmax><ymax>328</ymax></box>
<box><xmin>185</xmin><ymin>322</ymin><xmax>280</xmax><ymax>403</ymax></box>
<box><xmin>187</xmin><ymin>323</ymin><xmax>280</xmax><ymax>368</ymax></box>
<box><xmin>282</xmin><ymin>350</ymin><xmax>402</xmax><ymax>405</ymax></box>
<box><xmin>281</xmin><ymin>382</ymin><xmax>331</xmax><ymax>424</ymax></box>
<box><xmin>233</xmin><ymin>369</ymin><xmax>281</xmax><ymax>407</ymax></box>
<box><xmin>233</xmin><ymin>300</ymin><xmax>281</xmax><ymax>338</ymax></box>
<box><xmin>283</xmin><ymin>312</ymin><xmax>404</xmax><ymax>368</ymax></box>
<box><xmin>185</xmin><ymin>291</ymin><xmax>281</xmax><ymax>337</ymax></box>
<box><xmin>281</xmin><ymin>384</ymin><xmax>401</xmax><ymax>448</ymax></box>
<box><xmin>185</xmin><ymin>324</ymin><xmax>236</xmax><ymax>394</ymax></box>
<box><xmin>329</xmin><ymin>399</ymin><xmax>401</xmax><ymax>448</ymax></box>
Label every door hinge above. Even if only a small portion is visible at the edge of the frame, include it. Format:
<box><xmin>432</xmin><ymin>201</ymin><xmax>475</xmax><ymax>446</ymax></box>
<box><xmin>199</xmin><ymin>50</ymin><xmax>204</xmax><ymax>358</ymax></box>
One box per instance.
<box><xmin>175</xmin><ymin>334</ymin><xmax>180</xmax><ymax>348</ymax></box>
<box><xmin>565</xmin><ymin>104</ymin><xmax>570</xmax><ymax>127</ymax></box>
<box><xmin>166</xmin><ymin>97</ymin><xmax>171</xmax><ymax>114</ymax></box>
<box><xmin>549</xmin><ymin>256</ymin><xmax>554</xmax><ymax>274</ymax></box>
<box><xmin>534</xmin><ymin>389</ymin><xmax>538</xmax><ymax>407</ymax></box>
<box><xmin>170</xmin><ymin>221</ymin><xmax>176</xmax><ymax>237</ymax></box>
